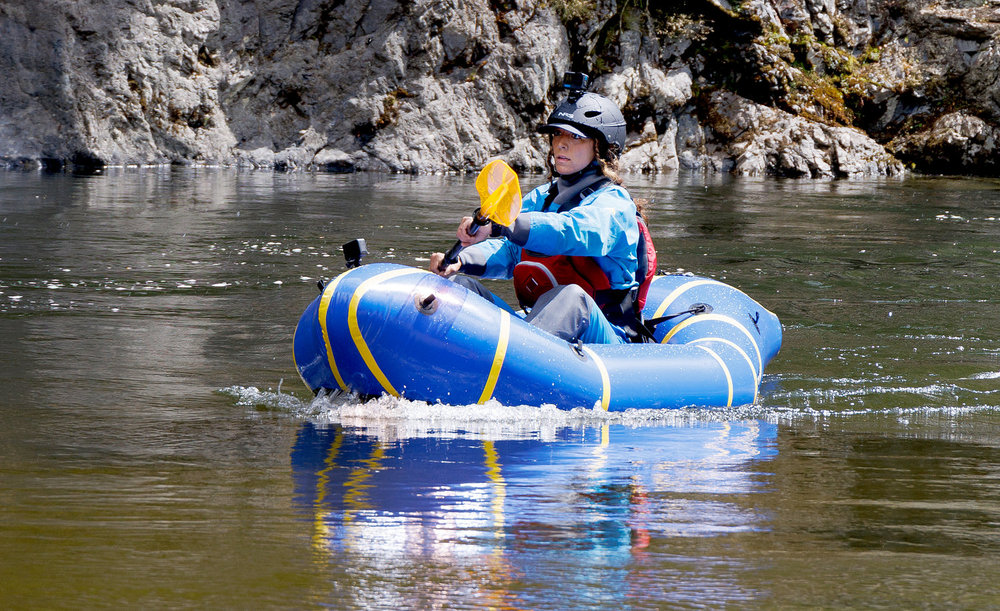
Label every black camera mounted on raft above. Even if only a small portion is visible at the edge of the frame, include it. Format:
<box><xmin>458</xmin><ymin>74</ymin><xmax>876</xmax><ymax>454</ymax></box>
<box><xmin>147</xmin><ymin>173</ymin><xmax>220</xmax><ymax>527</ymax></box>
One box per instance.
<box><xmin>342</xmin><ymin>238</ymin><xmax>368</xmax><ymax>268</ymax></box>
<box><xmin>316</xmin><ymin>238</ymin><xmax>368</xmax><ymax>292</ymax></box>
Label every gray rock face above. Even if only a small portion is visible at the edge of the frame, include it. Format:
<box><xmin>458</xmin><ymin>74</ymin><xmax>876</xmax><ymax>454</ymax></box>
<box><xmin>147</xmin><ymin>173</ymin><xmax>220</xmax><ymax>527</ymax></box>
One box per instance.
<box><xmin>680</xmin><ymin>91</ymin><xmax>904</xmax><ymax>177</ymax></box>
<box><xmin>215</xmin><ymin>0</ymin><xmax>567</xmax><ymax>173</ymax></box>
<box><xmin>1</xmin><ymin>0</ymin><xmax>999</xmax><ymax>176</ymax></box>
<box><xmin>0</xmin><ymin>0</ymin><xmax>236</xmax><ymax>167</ymax></box>
<box><xmin>893</xmin><ymin>112</ymin><xmax>1000</xmax><ymax>174</ymax></box>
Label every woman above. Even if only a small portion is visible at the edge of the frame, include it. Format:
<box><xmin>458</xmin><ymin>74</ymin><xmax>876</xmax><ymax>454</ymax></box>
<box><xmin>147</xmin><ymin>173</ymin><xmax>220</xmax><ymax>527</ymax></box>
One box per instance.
<box><xmin>429</xmin><ymin>86</ymin><xmax>654</xmax><ymax>344</ymax></box>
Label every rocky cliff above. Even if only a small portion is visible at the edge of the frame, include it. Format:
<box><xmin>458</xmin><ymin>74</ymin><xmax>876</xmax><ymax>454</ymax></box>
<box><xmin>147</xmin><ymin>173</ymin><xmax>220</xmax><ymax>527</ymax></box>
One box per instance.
<box><xmin>1</xmin><ymin>0</ymin><xmax>998</xmax><ymax>177</ymax></box>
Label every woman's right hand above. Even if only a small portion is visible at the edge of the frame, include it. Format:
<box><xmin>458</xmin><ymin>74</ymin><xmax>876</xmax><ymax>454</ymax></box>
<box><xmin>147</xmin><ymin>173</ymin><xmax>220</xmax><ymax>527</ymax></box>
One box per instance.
<box><xmin>429</xmin><ymin>252</ymin><xmax>461</xmax><ymax>277</ymax></box>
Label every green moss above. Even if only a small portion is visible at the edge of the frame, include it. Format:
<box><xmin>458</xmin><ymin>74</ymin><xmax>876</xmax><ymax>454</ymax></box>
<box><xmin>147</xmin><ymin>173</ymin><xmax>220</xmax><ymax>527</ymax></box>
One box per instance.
<box><xmin>375</xmin><ymin>88</ymin><xmax>416</xmax><ymax>130</ymax></box>
<box><xmin>761</xmin><ymin>32</ymin><xmax>897</xmax><ymax>127</ymax></box>
<box><xmin>546</xmin><ymin>0</ymin><xmax>596</xmax><ymax>21</ymax></box>
<box><xmin>591</xmin><ymin>56</ymin><xmax>612</xmax><ymax>74</ymax></box>
<box><xmin>859</xmin><ymin>45</ymin><xmax>881</xmax><ymax>64</ymax></box>
<box><xmin>655</xmin><ymin>12</ymin><xmax>712</xmax><ymax>42</ymax></box>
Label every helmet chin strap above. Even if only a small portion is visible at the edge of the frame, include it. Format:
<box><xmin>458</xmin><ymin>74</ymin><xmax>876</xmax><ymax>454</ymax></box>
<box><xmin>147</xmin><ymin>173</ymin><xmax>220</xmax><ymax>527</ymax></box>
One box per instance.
<box><xmin>554</xmin><ymin>160</ymin><xmax>601</xmax><ymax>182</ymax></box>
<box><xmin>545</xmin><ymin>162</ymin><xmax>607</xmax><ymax>212</ymax></box>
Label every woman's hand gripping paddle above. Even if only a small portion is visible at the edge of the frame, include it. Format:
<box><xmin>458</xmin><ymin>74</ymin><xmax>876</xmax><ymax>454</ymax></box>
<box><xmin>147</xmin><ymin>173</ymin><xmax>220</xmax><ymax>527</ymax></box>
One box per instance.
<box><xmin>440</xmin><ymin>160</ymin><xmax>522</xmax><ymax>270</ymax></box>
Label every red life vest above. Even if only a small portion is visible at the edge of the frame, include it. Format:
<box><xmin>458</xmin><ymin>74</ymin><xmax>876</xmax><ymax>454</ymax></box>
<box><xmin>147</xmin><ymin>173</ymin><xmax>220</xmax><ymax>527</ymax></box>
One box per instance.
<box><xmin>634</xmin><ymin>216</ymin><xmax>658</xmax><ymax>311</ymax></box>
<box><xmin>513</xmin><ymin>217</ymin><xmax>658</xmax><ymax>313</ymax></box>
<box><xmin>513</xmin><ymin>252</ymin><xmax>610</xmax><ymax>308</ymax></box>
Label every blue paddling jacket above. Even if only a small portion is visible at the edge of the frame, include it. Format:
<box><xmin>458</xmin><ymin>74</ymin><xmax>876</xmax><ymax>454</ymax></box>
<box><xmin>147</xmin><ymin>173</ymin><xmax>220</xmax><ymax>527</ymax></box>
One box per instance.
<box><xmin>458</xmin><ymin>177</ymin><xmax>640</xmax><ymax>293</ymax></box>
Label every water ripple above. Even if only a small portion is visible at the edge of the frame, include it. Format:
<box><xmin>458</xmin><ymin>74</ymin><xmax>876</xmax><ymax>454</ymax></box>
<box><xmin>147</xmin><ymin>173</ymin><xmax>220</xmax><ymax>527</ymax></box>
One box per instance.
<box><xmin>219</xmin><ymin>384</ymin><xmax>1000</xmax><ymax>441</ymax></box>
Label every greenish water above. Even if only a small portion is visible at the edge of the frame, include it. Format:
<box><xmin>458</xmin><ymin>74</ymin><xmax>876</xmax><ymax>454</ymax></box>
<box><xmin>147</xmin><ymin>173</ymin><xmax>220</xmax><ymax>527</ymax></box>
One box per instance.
<box><xmin>1</xmin><ymin>168</ymin><xmax>999</xmax><ymax>608</ymax></box>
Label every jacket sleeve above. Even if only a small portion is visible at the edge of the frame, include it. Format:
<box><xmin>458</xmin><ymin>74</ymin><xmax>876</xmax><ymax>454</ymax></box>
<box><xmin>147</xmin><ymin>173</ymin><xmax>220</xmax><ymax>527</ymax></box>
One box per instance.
<box><xmin>457</xmin><ymin>238</ymin><xmax>520</xmax><ymax>278</ymax></box>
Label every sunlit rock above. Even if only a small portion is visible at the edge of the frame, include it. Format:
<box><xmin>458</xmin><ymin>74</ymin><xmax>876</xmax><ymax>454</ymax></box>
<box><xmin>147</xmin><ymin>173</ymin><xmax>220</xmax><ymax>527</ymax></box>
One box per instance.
<box><xmin>2</xmin><ymin>0</ymin><xmax>999</xmax><ymax>176</ymax></box>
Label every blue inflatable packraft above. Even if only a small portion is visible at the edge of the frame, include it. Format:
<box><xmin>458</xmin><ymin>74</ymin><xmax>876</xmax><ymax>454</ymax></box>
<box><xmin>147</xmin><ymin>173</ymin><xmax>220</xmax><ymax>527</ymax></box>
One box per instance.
<box><xmin>294</xmin><ymin>263</ymin><xmax>781</xmax><ymax>410</ymax></box>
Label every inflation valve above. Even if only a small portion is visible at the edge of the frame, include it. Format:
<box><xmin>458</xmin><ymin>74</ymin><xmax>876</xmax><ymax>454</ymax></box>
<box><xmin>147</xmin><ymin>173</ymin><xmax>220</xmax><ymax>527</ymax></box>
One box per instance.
<box><xmin>415</xmin><ymin>292</ymin><xmax>439</xmax><ymax>315</ymax></box>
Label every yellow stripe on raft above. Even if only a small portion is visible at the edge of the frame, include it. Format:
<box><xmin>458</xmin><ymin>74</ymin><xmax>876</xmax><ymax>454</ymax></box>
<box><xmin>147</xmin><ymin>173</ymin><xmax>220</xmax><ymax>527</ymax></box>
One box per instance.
<box><xmin>694</xmin><ymin>345</ymin><xmax>734</xmax><ymax>407</ymax></box>
<box><xmin>318</xmin><ymin>273</ymin><xmax>349</xmax><ymax>391</ymax></box>
<box><xmin>478</xmin><ymin>310</ymin><xmax>511</xmax><ymax>404</ymax></box>
<box><xmin>581</xmin><ymin>346</ymin><xmax>610</xmax><ymax>411</ymax></box>
<box><xmin>660</xmin><ymin>313</ymin><xmax>763</xmax><ymax>378</ymax></box>
<box><xmin>348</xmin><ymin>268</ymin><xmax>429</xmax><ymax>397</ymax></box>
<box><xmin>689</xmin><ymin>336</ymin><xmax>760</xmax><ymax>403</ymax></box>
<box><xmin>650</xmin><ymin>278</ymin><xmax>723</xmax><ymax>319</ymax></box>
<box><xmin>689</xmin><ymin>336</ymin><xmax>760</xmax><ymax>382</ymax></box>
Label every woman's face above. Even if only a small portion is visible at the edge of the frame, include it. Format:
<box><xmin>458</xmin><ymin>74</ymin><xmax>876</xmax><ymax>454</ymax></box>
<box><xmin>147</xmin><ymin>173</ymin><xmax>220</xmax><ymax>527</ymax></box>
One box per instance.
<box><xmin>551</xmin><ymin>128</ymin><xmax>596</xmax><ymax>175</ymax></box>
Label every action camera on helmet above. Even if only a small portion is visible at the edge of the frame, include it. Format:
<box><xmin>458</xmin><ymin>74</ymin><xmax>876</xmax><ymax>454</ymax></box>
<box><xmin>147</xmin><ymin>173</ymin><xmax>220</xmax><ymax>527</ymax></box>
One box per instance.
<box><xmin>562</xmin><ymin>72</ymin><xmax>590</xmax><ymax>99</ymax></box>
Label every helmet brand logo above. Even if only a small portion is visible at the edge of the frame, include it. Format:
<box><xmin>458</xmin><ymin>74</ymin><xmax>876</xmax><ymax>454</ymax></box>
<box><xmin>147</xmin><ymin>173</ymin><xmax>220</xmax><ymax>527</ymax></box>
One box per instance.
<box><xmin>544</xmin><ymin>91</ymin><xmax>625</xmax><ymax>152</ymax></box>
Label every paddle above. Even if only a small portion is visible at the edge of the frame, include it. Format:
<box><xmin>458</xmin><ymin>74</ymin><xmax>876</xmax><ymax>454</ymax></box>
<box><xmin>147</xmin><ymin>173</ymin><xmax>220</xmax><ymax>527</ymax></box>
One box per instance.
<box><xmin>440</xmin><ymin>159</ymin><xmax>522</xmax><ymax>269</ymax></box>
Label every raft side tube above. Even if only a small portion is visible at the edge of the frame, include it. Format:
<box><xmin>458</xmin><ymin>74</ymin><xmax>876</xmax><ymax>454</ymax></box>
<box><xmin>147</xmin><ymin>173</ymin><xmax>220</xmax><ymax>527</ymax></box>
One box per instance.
<box><xmin>293</xmin><ymin>264</ymin><xmax>783</xmax><ymax>409</ymax></box>
<box><xmin>294</xmin><ymin>297</ymin><xmax>336</xmax><ymax>393</ymax></box>
<box><xmin>586</xmin><ymin>340</ymin><xmax>758</xmax><ymax>410</ymax></box>
<box><xmin>347</xmin><ymin>268</ymin><xmax>607</xmax><ymax>408</ymax></box>
<box><xmin>644</xmin><ymin>275</ymin><xmax>782</xmax><ymax>367</ymax></box>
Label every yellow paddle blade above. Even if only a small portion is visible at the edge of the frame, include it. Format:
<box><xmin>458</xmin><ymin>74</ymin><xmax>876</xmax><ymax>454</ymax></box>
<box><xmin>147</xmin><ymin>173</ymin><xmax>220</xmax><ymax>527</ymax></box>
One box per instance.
<box><xmin>475</xmin><ymin>159</ymin><xmax>522</xmax><ymax>226</ymax></box>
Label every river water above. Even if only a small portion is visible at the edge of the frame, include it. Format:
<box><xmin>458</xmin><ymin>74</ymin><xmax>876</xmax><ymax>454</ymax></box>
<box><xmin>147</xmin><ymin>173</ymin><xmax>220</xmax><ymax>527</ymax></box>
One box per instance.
<box><xmin>1</xmin><ymin>168</ymin><xmax>998</xmax><ymax>608</ymax></box>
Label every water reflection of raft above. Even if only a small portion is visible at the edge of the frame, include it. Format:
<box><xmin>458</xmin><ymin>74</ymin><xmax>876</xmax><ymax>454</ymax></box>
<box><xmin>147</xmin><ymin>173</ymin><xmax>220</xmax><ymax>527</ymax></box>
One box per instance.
<box><xmin>293</xmin><ymin>263</ymin><xmax>782</xmax><ymax>410</ymax></box>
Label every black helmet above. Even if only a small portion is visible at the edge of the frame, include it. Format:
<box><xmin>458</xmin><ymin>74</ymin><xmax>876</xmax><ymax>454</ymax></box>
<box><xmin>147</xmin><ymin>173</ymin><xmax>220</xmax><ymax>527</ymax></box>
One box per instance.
<box><xmin>540</xmin><ymin>90</ymin><xmax>627</xmax><ymax>156</ymax></box>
